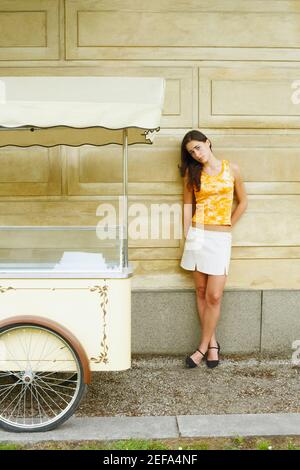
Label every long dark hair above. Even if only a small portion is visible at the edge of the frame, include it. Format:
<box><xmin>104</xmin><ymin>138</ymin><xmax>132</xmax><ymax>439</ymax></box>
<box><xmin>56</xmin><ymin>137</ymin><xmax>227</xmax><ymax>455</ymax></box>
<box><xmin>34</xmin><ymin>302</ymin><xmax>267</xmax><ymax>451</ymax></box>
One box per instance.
<box><xmin>179</xmin><ymin>130</ymin><xmax>211</xmax><ymax>192</ymax></box>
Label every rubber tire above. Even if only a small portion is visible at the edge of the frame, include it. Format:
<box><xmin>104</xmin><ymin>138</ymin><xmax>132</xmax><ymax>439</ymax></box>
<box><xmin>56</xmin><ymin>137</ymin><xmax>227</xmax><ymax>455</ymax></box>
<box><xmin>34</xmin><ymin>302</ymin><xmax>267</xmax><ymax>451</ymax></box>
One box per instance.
<box><xmin>0</xmin><ymin>322</ymin><xmax>87</xmax><ymax>433</ymax></box>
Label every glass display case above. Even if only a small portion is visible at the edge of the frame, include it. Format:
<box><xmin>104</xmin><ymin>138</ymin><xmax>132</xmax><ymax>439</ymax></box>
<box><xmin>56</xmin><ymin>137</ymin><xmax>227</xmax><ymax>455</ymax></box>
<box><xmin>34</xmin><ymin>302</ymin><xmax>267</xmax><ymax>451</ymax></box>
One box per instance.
<box><xmin>0</xmin><ymin>224</ymin><xmax>128</xmax><ymax>276</ymax></box>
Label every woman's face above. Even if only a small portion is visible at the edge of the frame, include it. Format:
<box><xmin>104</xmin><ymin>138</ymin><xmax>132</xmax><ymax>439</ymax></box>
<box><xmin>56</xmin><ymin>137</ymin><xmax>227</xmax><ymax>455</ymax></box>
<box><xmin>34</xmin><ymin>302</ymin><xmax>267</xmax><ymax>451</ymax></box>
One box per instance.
<box><xmin>186</xmin><ymin>139</ymin><xmax>211</xmax><ymax>164</ymax></box>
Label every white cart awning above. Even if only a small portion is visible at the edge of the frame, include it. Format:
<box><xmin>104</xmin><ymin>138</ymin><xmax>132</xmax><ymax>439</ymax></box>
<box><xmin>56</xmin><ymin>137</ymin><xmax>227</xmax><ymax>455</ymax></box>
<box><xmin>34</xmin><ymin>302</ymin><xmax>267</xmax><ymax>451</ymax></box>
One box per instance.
<box><xmin>0</xmin><ymin>77</ymin><xmax>165</xmax><ymax>147</ymax></box>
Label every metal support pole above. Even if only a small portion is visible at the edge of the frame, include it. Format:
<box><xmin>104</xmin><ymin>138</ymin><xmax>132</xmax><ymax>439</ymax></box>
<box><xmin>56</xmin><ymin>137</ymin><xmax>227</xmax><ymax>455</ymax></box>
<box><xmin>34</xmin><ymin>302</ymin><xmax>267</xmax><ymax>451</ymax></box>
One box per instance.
<box><xmin>122</xmin><ymin>129</ymin><xmax>128</xmax><ymax>268</ymax></box>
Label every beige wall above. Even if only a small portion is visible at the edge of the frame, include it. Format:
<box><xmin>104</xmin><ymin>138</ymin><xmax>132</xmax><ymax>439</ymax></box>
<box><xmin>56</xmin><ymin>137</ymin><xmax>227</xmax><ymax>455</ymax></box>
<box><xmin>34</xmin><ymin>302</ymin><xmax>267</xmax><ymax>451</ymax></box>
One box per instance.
<box><xmin>0</xmin><ymin>0</ymin><xmax>300</xmax><ymax>289</ymax></box>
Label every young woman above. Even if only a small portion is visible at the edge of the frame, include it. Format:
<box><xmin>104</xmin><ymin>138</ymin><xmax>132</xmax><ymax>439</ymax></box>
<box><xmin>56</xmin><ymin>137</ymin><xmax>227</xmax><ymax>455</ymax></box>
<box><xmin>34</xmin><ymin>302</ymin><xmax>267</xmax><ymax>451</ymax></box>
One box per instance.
<box><xmin>179</xmin><ymin>130</ymin><xmax>248</xmax><ymax>368</ymax></box>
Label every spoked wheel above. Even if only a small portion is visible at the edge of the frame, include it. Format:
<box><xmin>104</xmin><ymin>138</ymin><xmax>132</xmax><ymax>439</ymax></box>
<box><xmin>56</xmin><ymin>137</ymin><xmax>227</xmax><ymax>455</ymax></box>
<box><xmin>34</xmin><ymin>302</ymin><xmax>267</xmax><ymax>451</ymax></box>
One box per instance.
<box><xmin>0</xmin><ymin>323</ymin><xmax>87</xmax><ymax>432</ymax></box>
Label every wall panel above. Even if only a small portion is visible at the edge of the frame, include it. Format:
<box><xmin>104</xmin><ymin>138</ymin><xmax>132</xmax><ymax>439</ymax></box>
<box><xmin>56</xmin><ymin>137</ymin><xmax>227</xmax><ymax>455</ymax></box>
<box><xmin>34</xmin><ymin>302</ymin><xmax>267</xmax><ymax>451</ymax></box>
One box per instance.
<box><xmin>65</xmin><ymin>0</ymin><xmax>300</xmax><ymax>61</ymax></box>
<box><xmin>0</xmin><ymin>0</ymin><xmax>60</xmax><ymax>60</ymax></box>
<box><xmin>199</xmin><ymin>67</ymin><xmax>300</xmax><ymax>128</ymax></box>
<box><xmin>132</xmin><ymin>258</ymin><xmax>300</xmax><ymax>290</ymax></box>
<box><xmin>0</xmin><ymin>147</ymin><xmax>61</xmax><ymax>196</ymax></box>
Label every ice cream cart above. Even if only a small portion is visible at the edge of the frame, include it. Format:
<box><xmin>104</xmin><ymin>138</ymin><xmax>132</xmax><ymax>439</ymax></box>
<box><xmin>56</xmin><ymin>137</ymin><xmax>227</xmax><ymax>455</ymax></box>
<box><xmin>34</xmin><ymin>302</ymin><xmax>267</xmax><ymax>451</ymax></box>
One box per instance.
<box><xmin>0</xmin><ymin>76</ymin><xmax>165</xmax><ymax>432</ymax></box>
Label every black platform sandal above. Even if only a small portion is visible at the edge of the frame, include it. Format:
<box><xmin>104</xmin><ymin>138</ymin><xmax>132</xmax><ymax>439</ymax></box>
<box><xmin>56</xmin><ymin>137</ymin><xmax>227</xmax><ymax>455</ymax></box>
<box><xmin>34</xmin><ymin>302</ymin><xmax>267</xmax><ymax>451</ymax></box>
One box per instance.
<box><xmin>206</xmin><ymin>341</ymin><xmax>220</xmax><ymax>369</ymax></box>
<box><xmin>185</xmin><ymin>349</ymin><xmax>206</xmax><ymax>368</ymax></box>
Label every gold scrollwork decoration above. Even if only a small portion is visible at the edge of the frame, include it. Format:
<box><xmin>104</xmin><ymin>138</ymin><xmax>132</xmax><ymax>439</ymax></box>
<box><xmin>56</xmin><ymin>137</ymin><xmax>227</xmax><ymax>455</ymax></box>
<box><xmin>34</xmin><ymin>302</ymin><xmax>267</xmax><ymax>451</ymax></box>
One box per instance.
<box><xmin>0</xmin><ymin>286</ymin><xmax>14</xmax><ymax>293</ymax></box>
<box><xmin>89</xmin><ymin>284</ymin><xmax>109</xmax><ymax>364</ymax></box>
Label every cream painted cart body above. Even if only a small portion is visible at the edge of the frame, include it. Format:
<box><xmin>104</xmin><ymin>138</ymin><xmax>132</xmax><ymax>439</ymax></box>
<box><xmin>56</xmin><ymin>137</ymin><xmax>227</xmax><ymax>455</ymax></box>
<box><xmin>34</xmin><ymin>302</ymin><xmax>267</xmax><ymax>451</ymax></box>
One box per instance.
<box><xmin>0</xmin><ymin>77</ymin><xmax>165</xmax><ymax>432</ymax></box>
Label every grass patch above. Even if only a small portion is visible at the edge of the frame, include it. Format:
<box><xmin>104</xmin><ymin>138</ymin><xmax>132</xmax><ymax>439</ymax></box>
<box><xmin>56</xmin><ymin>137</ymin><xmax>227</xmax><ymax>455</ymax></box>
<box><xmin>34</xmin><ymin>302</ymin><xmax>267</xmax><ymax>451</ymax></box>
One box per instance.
<box><xmin>287</xmin><ymin>441</ymin><xmax>300</xmax><ymax>451</ymax></box>
<box><xmin>2</xmin><ymin>436</ymin><xmax>300</xmax><ymax>450</ymax></box>
<box><xmin>0</xmin><ymin>443</ymin><xmax>25</xmax><ymax>450</ymax></box>
<box><xmin>113</xmin><ymin>440</ymin><xmax>168</xmax><ymax>450</ymax></box>
<box><xmin>255</xmin><ymin>439</ymin><xmax>272</xmax><ymax>450</ymax></box>
<box><xmin>232</xmin><ymin>436</ymin><xmax>245</xmax><ymax>447</ymax></box>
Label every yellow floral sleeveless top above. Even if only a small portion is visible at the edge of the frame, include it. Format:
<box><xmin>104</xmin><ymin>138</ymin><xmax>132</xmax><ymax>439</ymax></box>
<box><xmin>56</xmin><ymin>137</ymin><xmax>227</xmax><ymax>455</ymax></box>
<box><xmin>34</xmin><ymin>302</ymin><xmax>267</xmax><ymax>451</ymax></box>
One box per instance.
<box><xmin>192</xmin><ymin>160</ymin><xmax>234</xmax><ymax>226</ymax></box>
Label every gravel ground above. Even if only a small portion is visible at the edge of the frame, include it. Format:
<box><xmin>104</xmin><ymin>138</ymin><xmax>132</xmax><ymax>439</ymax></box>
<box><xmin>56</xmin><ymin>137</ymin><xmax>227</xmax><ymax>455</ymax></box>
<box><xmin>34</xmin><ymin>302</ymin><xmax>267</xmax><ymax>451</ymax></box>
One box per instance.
<box><xmin>76</xmin><ymin>355</ymin><xmax>300</xmax><ymax>417</ymax></box>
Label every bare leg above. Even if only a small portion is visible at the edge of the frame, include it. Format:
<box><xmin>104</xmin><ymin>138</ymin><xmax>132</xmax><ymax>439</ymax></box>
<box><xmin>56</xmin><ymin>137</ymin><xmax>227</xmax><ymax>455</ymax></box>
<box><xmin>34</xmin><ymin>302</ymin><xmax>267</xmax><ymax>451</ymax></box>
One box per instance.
<box><xmin>190</xmin><ymin>273</ymin><xmax>227</xmax><ymax>365</ymax></box>
<box><xmin>193</xmin><ymin>272</ymin><xmax>218</xmax><ymax>352</ymax></box>
<box><xmin>192</xmin><ymin>271</ymin><xmax>208</xmax><ymax>328</ymax></box>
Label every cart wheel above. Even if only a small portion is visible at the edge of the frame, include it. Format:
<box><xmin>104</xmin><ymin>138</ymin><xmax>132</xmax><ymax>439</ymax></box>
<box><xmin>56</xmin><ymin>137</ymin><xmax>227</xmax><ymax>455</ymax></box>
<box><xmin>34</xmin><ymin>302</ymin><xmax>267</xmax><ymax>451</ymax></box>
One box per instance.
<box><xmin>0</xmin><ymin>323</ymin><xmax>87</xmax><ymax>432</ymax></box>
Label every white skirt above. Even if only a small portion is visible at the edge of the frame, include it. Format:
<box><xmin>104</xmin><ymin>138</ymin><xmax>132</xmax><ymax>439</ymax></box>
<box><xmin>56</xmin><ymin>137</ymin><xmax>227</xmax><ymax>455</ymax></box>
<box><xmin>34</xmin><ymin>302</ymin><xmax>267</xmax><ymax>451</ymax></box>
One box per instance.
<box><xmin>180</xmin><ymin>226</ymin><xmax>232</xmax><ymax>275</ymax></box>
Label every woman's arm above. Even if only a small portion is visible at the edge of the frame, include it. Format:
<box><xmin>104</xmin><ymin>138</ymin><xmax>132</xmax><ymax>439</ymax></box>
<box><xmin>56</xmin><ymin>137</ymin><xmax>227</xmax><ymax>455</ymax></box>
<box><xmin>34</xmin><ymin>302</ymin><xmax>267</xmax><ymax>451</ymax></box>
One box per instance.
<box><xmin>183</xmin><ymin>170</ymin><xmax>194</xmax><ymax>237</ymax></box>
<box><xmin>230</xmin><ymin>163</ymin><xmax>248</xmax><ymax>227</ymax></box>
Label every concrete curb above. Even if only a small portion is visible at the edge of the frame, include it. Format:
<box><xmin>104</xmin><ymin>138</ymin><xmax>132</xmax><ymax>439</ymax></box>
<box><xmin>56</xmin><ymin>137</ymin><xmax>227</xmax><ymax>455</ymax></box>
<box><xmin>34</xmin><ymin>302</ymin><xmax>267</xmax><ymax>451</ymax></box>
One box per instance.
<box><xmin>0</xmin><ymin>413</ymin><xmax>300</xmax><ymax>442</ymax></box>
<box><xmin>177</xmin><ymin>413</ymin><xmax>300</xmax><ymax>437</ymax></box>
